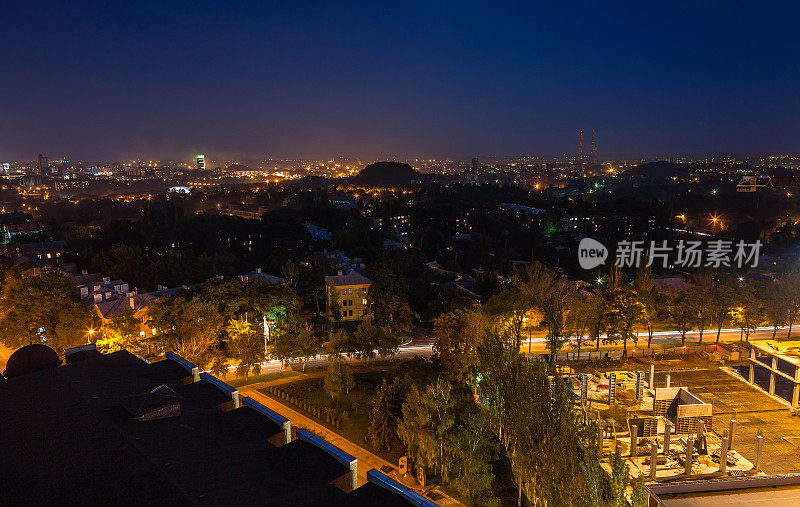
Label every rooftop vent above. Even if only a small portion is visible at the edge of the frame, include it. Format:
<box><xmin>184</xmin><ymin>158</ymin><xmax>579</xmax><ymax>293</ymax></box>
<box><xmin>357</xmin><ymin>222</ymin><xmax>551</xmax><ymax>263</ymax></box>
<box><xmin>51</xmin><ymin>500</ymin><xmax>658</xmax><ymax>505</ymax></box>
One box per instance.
<box><xmin>120</xmin><ymin>384</ymin><xmax>184</xmax><ymax>421</ymax></box>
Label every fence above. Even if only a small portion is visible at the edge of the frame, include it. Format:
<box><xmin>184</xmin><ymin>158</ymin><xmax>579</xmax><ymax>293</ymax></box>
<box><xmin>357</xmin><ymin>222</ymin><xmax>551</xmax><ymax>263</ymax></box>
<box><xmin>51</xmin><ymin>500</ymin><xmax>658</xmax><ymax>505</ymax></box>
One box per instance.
<box><xmin>552</xmin><ymin>343</ymin><xmax>742</xmax><ymax>362</ymax></box>
<box><xmin>266</xmin><ymin>385</ymin><xmax>345</xmax><ymax>429</ymax></box>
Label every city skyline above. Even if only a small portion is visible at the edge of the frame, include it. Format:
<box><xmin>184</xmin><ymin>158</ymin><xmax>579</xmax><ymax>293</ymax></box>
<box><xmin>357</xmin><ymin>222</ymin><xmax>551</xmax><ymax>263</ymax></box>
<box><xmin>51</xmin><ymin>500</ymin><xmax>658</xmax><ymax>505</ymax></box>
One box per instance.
<box><xmin>3</xmin><ymin>1</ymin><xmax>799</xmax><ymax>161</ymax></box>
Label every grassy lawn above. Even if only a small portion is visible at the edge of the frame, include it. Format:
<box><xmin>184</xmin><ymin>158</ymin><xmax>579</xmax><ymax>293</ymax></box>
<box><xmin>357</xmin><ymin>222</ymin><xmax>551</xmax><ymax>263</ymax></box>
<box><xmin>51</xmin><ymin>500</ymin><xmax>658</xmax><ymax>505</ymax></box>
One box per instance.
<box><xmin>227</xmin><ymin>370</ymin><xmax>301</xmax><ymax>388</ymax></box>
<box><xmin>259</xmin><ymin>364</ymin><xmax>412</xmax><ymax>463</ymax></box>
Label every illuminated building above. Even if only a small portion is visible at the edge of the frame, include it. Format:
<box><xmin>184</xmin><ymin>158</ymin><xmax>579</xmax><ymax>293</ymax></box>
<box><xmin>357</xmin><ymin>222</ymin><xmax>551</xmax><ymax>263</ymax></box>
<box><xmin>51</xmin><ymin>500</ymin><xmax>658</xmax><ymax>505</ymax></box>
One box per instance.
<box><xmin>325</xmin><ymin>269</ymin><xmax>372</xmax><ymax>321</ymax></box>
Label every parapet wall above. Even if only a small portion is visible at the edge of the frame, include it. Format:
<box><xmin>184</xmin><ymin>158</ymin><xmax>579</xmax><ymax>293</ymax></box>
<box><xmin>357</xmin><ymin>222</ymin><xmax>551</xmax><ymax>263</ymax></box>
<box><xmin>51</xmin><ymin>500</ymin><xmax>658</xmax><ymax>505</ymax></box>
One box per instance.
<box><xmin>653</xmin><ymin>386</ymin><xmax>712</xmax><ymax>435</ymax></box>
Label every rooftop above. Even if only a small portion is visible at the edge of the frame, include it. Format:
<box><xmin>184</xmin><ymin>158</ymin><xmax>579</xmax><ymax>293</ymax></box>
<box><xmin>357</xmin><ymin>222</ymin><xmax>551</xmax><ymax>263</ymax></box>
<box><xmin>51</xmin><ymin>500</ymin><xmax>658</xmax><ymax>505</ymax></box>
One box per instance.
<box><xmin>325</xmin><ymin>269</ymin><xmax>373</xmax><ymax>287</ymax></box>
<box><xmin>0</xmin><ymin>349</ymin><xmax>414</xmax><ymax>505</ymax></box>
<box><xmin>749</xmin><ymin>339</ymin><xmax>800</xmax><ymax>366</ymax></box>
<box><xmin>94</xmin><ymin>292</ymin><xmax>158</xmax><ymax>318</ymax></box>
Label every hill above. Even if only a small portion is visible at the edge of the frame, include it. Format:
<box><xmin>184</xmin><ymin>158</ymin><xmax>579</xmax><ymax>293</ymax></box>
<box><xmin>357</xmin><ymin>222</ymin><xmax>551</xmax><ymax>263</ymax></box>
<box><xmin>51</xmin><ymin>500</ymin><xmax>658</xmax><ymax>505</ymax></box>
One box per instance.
<box><xmin>226</xmin><ymin>163</ymin><xmax>253</xmax><ymax>173</ymax></box>
<box><xmin>621</xmin><ymin>161</ymin><xmax>692</xmax><ymax>181</ymax></box>
<box><xmin>349</xmin><ymin>161</ymin><xmax>421</xmax><ymax>187</ymax></box>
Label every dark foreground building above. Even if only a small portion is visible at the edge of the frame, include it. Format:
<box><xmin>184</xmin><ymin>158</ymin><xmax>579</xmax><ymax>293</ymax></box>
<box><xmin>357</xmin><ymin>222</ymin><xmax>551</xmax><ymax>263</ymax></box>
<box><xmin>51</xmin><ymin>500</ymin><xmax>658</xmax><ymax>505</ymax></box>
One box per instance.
<box><xmin>0</xmin><ymin>346</ymin><xmax>429</xmax><ymax>506</ymax></box>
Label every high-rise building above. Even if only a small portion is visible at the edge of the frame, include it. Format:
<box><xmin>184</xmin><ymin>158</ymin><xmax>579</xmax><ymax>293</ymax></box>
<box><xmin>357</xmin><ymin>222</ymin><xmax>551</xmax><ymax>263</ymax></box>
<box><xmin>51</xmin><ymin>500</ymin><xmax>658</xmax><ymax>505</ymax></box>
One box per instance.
<box><xmin>471</xmin><ymin>157</ymin><xmax>479</xmax><ymax>180</ymax></box>
<box><xmin>590</xmin><ymin>129</ymin><xmax>598</xmax><ymax>164</ymax></box>
<box><xmin>38</xmin><ymin>154</ymin><xmax>49</xmax><ymax>175</ymax></box>
<box><xmin>1</xmin><ymin>163</ymin><xmax>9</xmax><ymax>174</ymax></box>
<box><xmin>577</xmin><ymin>130</ymin><xmax>584</xmax><ymax>162</ymax></box>
<box><xmin>196</xmin><ymin>154</ymin><xmax>205</xmax><ymax>171</ymax></box>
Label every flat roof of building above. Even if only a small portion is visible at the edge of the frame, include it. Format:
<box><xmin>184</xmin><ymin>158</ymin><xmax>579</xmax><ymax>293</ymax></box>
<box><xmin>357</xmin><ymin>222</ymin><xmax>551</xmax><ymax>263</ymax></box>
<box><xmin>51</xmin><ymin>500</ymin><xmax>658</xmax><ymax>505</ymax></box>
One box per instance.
<box><xmin>750</xmin><ymin>340</ymin><xmax>800</xmax><ymax>366</ymax></box>
<box><xmin>647</xmin><ymin>474</ymin><xmax>800</xmax><ymax>506</ymax></box>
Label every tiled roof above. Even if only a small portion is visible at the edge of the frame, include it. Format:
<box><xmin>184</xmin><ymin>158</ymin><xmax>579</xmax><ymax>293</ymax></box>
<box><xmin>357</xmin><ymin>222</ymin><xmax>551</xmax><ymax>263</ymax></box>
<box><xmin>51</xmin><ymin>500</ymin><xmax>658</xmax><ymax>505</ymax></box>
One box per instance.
<box><xmin>242</xmin><ymin>271</ymin><xmax>286</xmax><ymax>284</ymax></box>
<box><xmin>325</xmin><ymin>270</ymin><xmax>372</xmax><ymax>287</ymax></box>
<box><xmin>68</xmin><ymin>272</ymin><xmax>104</xmax><ymax>285</ymax></box>
<box><xmin>19</xmin><ymin>240</ymin><xmax>66</xmax><ymax>252</ymax></box>
<box><xmin>95</xmin><ymin>293</ymin><xmax>158</xmax><ymax>318</ymax></box>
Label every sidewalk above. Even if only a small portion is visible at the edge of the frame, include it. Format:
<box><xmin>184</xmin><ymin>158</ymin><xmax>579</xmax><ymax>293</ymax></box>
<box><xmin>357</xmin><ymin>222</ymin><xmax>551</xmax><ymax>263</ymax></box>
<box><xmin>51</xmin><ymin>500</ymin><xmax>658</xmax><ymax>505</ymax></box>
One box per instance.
<box><xmin>239</xmin><ymin>386</ymin><xmax>464</xmax><ymax>506</ymax></box>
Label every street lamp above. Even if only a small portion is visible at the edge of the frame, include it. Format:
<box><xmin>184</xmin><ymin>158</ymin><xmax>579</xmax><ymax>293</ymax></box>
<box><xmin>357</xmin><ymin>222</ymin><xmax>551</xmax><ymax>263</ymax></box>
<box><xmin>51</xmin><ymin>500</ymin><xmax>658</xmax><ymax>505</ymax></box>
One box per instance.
<box><xmin>263</xmin><ymin>316</ymin><xmax>274</xmax><ymax>358</ymax></box>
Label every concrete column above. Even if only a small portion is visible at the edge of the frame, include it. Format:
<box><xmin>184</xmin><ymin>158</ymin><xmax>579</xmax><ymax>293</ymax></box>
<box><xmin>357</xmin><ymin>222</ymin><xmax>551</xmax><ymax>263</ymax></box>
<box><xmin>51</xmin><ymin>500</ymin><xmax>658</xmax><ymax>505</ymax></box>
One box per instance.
<box><xmin>685</xmin><ymin>436</ymin><xmax>694</xmax><ymax>476</ymax></box>
<box><xmin>729</xmin><ymin>419</ymin><xmax>737</xmax><ymax>450</ymax></box>
<box><xmin>608</xmin><ymin>373</ymin><xmax>616</xmax><ymax>405</ymax></box>
<box><xmin>664</xmin><ymin>423</ymin><xmax>672</xmax><ymax>455</ymax></box>
<box><xmin>793</xmin><ymin>366</ymin><xmax>800</xmax><ymax>408</ymax></box>
<box><xmin>719</xmin><ymin>437</ymin><xmax>729</xmax><ymax>475</ymax></box>
<box><xmin>630</xmin><ymin>425</ymin><xmax>638</xmax><ymax>457</ymax></box>
<box><xmin>580</xmin><ymin>374</ymin><xmax>588</xmax><ymax>407</ymax></box>
<box><xmin>283</xmin><ymin>421</ymin><xmax>292</xmax><ymax>444</ymax></box>
<box><xmin>754</xmin><ymin>434</ymin><xmax>763</xmax><ymax>472</ymax></box>
<box><xmin>232</xmin><ymin>391</ymin><xmax>240</xmax><ymax>409</ymax></box>
<box><xmin>191</xmin><ymin>366</ymin><xmax>200</xmax><ymax>382</ymax></box>
<box><xmin>349</xmin><ymin>459</ymin><xmax>358</xmax><ymax>491</ymax></box>
<box><xmin>635</xmin><ymin>371</ymin><xmax>644</xmax><ymax>400</ymax></box>
<box><xmin>697</xmin><ymin>419</ymin><xmax>705</xmax><ymax>441</ymax></box>
<box><xmin>650</xmin><ymin>442</ymin><xmax>658</xmax><ymax>479</ymax></box>
<box><xmin>769</xmin><ymin>356</ymin><xmax>777</xmax><ymax>395</ymax></box>
<box><xmin>749</xmin><ymin>347</ymin><xmax>756</xmax><ymax>383</ymax></box>
<box><xmin>649</xmin><ymin>364</ymin><xmax>655</xmax><ymax>389</ymax></box>
<box><xmin>665</xmin><ymin>374</ymin><xmax>671</xmax><ymax>388</ymax></box>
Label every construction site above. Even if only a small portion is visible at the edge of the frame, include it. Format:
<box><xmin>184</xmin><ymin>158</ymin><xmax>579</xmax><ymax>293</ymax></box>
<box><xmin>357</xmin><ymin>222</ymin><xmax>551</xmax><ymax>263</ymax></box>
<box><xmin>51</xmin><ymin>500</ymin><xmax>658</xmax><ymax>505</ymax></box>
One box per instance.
<box><xmin>567</xmin><ymin>344</ymin><xmax>800</xmax><ymax>504</ymax></box>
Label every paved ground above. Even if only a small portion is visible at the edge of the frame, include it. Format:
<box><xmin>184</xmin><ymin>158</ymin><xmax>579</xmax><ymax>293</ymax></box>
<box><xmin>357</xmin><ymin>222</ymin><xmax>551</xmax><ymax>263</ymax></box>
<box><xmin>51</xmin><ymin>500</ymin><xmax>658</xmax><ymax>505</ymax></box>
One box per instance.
<box><xmin>652</xmin><ymin>366</ymin><xmax>800</xmax><ymax>474</ymax></box>
<box><xmin>573</xmin><ymin>356</ymin><xmax>800</xmax><ymax>475</ymax></box>
<box><xmin>238</xmin><ymin>385</ymin><xmax>464</xmax><ymax>506</ymax></box>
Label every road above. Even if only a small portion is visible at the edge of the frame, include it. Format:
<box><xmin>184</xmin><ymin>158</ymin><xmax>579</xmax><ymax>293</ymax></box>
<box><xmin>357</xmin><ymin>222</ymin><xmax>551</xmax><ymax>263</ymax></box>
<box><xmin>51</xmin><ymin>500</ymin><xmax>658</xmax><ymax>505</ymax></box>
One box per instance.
<box><xmin>213</xmin><ymin>326</ymin><xmax>791</xmax><ymax>378</ymax></box>
<box><xmin>521</xmin><ymin>325</ymin><xmax>794</xmax><ymax>348</ymax></box>
<box><xmin>0</xmin><ymin>325</ymin><xmax>786</xmax><ymax>378</ymax></box>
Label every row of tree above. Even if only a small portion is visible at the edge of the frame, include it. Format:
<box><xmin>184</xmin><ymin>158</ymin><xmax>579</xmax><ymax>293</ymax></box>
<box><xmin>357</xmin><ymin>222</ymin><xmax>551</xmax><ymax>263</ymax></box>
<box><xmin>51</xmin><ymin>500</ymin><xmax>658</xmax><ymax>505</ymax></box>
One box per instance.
<box><xmin>0</xmin><ymin>270</ymin><xmax>408</xmax><ymax>375</ymax></box>
<box><xmin>482</xmin><ymin>262</ymin><xmax>800</xmax><ymax>361</ymax></box>
<box><xmin>393</xmin><ymin>261</ymin><xmax>800</xmax><ymax>503</ymax></box>
<box><xmin>370</xmin><ymin>327</ymin><xmax>613</xmax><ymax>503</ymax></box>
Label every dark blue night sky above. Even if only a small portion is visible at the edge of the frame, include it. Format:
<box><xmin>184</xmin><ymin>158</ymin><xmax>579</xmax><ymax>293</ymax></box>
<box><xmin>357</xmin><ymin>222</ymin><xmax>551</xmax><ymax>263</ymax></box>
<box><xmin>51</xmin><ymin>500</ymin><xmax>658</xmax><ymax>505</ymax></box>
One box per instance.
<box><xmin>2</xmin><ymin>1</ymin><xmax>798</xmax><ymax>161</ymax></box>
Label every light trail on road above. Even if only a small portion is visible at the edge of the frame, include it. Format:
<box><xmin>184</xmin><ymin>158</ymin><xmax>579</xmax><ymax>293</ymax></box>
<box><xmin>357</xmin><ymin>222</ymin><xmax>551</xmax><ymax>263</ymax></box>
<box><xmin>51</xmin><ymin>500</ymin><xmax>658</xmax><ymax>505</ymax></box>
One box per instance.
<box><xmin>206</xmin><ymin>326</ymin><xmax>791</xmax><ymax>376</ymax></box>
